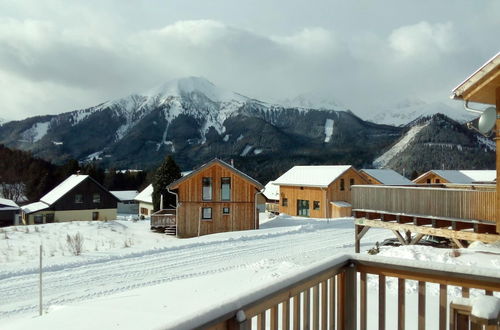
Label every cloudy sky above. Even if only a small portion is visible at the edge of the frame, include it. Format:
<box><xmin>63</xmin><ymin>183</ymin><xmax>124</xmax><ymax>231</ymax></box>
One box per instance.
<box><xmin>0</xmin><ymin>0</ymin><xmax>498</xmax><ymax>121</ymax></box>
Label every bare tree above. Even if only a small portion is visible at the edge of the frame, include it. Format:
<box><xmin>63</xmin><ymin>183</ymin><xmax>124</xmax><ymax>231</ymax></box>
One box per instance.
<box><xmin>66</xmin><ymin>233</ymin><xmax>85</xmax><ymax>256</ymax></box>
<box><xmin>0</xmin><ymin>182</ymin><xmax>25</xmax><ymax>202</ymax></box>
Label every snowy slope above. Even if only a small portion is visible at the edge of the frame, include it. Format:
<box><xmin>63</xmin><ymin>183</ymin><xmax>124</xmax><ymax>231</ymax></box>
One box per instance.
<box><xmin>279</xmin><ymin>91</ymin><xmax>347</xmax><ymax>111</ymax></box>
<box><xmin>370</xmin><ymin>99</ymin><xmax>475</xmax><ymax>126</ymax></box>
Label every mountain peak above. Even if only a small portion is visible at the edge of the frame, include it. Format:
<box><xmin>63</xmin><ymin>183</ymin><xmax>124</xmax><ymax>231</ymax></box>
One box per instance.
<box><xmin>144</xmin><ymin>76</ymin><xmax>247</xmax><ymax>103</ymax></box>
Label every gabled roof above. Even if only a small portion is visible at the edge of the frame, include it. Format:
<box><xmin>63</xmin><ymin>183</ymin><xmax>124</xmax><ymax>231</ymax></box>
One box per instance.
<box><xmin>110</xmin><ymin>190</ymin><xmax>139</xmax><ymax>201</ymax></box>
<box><xmin>451</xmin><ymin>52</ymin><xmax>500</xmax><ymax>105</ymax></box>
<box><xmin>415</xmin><ymin>170</ymin><xmax>496</xmax><ymax>184</ymax></box>
<box><xmin>360</xmin><ymin>169</ymin><xmax>414</xmax><ymax>185</ymax></box>
<box><xmin>40</xmin><ymin>174</ymin><xmax>89</xmax><ymax>205</ymax></box>
<box><xmin>263</xmin><ymin>181</ymin><xmax>279</xmax><ymax>201</ymax></box>
<box><xmin>0</xmin><ymin>198</ymin><xmax>19</xmax><ymax>209</ymax></box>
<box><xmin>273</xmin><ymin>165</ymin><xmax>352</xmax><ymax>188</ymax></box>
<box><xmin>134</xmin><ymin>184</ymin><xmax>153</xmax><ymax>204</ymax></box>
<box><xmin>168</xmin><ymin>159</ymin><xmax>263</xmax><ymax>190</ymax></box>
<box><xmin>22</xmin><ymin>201</ymin><xmax>50</xmax><ymax>214</ymax></box>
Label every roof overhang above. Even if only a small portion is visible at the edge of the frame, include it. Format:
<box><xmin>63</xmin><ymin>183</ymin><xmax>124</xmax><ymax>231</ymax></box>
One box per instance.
<box><xmin>451</xmin><ymin>52</ymin><xmax>500</xmax><ymax>105</ymax></box>
<box><xmin>272</xmin><ymin>183</ymin><xmax>329</xmax><ymax>188</ymax></box>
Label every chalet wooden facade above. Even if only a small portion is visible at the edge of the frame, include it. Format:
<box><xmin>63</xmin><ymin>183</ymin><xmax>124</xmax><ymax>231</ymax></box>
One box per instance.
<box><xmin>273</xmin><ymin>165</ymin><xmax>368</xmax><ymax>218</ymax></box>
<box><xmin>167</xmin><ymin>159</ymin><xmax>264</xmax><ymax>237</ymax></box>
<box><xmin>21</xmin><ymin>174</ymin><xmax>119</xmax><ymax>225</ymax></box>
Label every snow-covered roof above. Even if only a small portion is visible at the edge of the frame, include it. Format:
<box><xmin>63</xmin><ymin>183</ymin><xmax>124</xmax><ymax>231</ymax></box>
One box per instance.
<box><xmin>135</xmin><ymin>184</ymin><xmax>153</xmax><ymax>204</ymax></box>
<box><xmin>40</xmin><ymin>174</ymin><xmax>89</xmax><ymax>205</ymax></box>
<box><xmin>0</xmin><ymin>198</ymin><xmax>19</xmax><ymax>209</ymax></box>
<box><xmin>330</xmin><ymin>201</ymin><xmax>351</xmax><ymax>207</ymax></box>
<box><xmin>360</xmin><ymin>169</ymin><xmax>414</xmax><ymax>185</ymax></box>
<box><xmin>416</xmin><ymin>170</ymin><xmax>496</xmax><ymax>184</ymax></box>
<box><xmin>273</xmin><ymin>165</ymin><xmax>352</xmax><ymax>188</ymax></box>
<box><xmin>22</xmin><ymin>201</ymin><xmax>50</xmax><ymax>214</ymax></box>
<box><xmin>263</xmin><ymin>181</ymin><xmax>279</xmax><ymax>201</ymax></box>
<box><xmin>110</xmin><ymin>190</ymin><xmax>139</xmax><ymax>201</ymax></box>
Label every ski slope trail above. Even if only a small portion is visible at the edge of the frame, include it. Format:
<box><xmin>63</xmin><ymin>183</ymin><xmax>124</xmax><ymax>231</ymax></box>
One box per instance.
<box><xmin>0</xmin><ymin>218</ymin><xmax>388</xmax><ymax>320</ymax></box>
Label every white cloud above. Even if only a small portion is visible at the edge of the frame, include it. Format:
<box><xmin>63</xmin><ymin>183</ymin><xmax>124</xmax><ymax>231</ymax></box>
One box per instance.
<box><xmin>389</xmin><ymin>21</ymin><xmax>458</xmax><ymax>60</ymax></box>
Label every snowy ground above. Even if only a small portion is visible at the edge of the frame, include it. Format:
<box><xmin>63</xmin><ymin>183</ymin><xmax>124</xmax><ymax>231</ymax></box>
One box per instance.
<box><xmin>0</xmin><ymin>214</ymin><xmax>498</xmax><ymax>329</ymax></box>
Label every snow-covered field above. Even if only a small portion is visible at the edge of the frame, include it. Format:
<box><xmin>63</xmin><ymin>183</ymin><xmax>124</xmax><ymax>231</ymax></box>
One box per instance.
<box><xmin>0</xmin><ymin>215</ymin><xmax>498</xmax><ymax>329</ymax></box>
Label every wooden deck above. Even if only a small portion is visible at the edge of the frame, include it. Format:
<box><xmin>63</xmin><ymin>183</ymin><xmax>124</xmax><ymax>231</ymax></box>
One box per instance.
<box><xmin>150</xmin><ymin>209</ymin><xmax>176</xmax><ymax>235</ymax></box>
<box><xmin>168</xmin><ymin>254</ymin><xmax>500</xmax><ymax>329</ymax></box>
<box><xmin>351</xmin><ymin>185</ymin><xmax>500</xmax><ymax>249</ymax></box>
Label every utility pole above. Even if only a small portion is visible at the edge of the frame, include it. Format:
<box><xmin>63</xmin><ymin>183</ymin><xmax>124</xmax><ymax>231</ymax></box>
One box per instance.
<box><xmin>39</xmin><ymin>244</ymin><xmax>43</xmax><ymax>316</ymax></box>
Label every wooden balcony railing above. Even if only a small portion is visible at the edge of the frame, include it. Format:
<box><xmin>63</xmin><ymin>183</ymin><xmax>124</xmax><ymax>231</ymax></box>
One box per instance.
<box><xmin>352</xmin><ymin>185</ymin><xmax>496</xmax><ymax>223</ymax></box>
<box><xmin>169</xmin><ymin>254</ymin><xmax>500</xmax><ymax>330</ymax></box>
<box><xmin>150</xmin><ymin>209</ymin><xmax>176</xmax><ymax>228</ymax></box>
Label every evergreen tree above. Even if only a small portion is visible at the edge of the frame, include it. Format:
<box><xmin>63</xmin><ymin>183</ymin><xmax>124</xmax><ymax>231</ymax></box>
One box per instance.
<box><xmin>152</xmin><ymin>156</ymin><xmax>182</xmax><ymax>211</ymax></box>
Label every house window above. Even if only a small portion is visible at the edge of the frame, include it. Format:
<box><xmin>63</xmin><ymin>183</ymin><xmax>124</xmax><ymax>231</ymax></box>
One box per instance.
<box><xmin>313</xmin><ymin>201</ymin><xmax>320</xmax><ymax>210</ymax></box>
<box><xmin>45</xmin><ymin>214</ymin><xmax>54</xmax><ymax>223</ymax></box>
<box><xmin>202</xmin><ymin>207</ymin><xmax>212</xmax><ymax>220</ymax></box>
<box><xmin>426</xmin><ymin>179</ymin><xmax>431</xmax><ymax>184</ymax></box>
<box><xmin>223</xmin><ymin>207</ymin><xmax>230</xmax><ymax>214</ymax></box>
<box><xmin>202</xmin><ymin>177</ymin><xmax>212</xmax><ymax>201</ymax></box>
<box><xmin>93</xmin><ymin>193</ymin><xmax>100</xmax><ymax>203</ymax></box>
<box><xmin>340</xmin><ymin>179</ymin><xmax>345</xmax><ymax>191</ymax></box>
<box><xmin>92</xmin><ymin>212</ymin><xmax>99</xmax><ymax>220</ymax></box>
<box><xmin>221</xmin><ymin>177</ymin><xmax>231</xmax><ymax>201</ymax></box>
<box><xmin>34</xmin><ymin>215</ymin><xmax>43</xmax><ymax>224</ymax></box>
<box><xmin>349</xmin><ymin>178</ymin><xmax>354</xmax><ymax>190</ymax></box>
<box><xmin>140</xmin><ymin>207</ymin><xmax>149</xmax><ymax>215</ymax></box>
<box><xmin>282</xmin><ymin>198</ymin><xmax>288</xmax><ymax>207</ymax></box>
<box><xmin>435</xmin><ymin>179</ymin><xmax>441</xmax><ymax>183</ymax></box>
<box><xmin>75</xmin><ymin>194</ymin><xmax>83</xmax><ymax>203</ymax></box>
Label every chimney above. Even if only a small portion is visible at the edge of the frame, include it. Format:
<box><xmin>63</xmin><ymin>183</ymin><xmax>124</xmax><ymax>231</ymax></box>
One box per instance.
<box><xmin>230</xmin><ymin>159</ymin><xmax>234</xmax><ymax>167</ymax></box>
<box><xmin>76</xmin><ymin>170</ymin><xmax>81</xmax><ymax>176</ymax></box>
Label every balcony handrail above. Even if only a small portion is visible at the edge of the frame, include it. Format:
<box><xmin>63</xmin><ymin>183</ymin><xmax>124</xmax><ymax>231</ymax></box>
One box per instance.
<box><xmin>352</xmin><ymin>184</ymin><xmax>495</xmax><ymax>193</ymax></box>
<box><xmin>168</xmin><ymin>254</ymin><xmax>500</xmax><ymax>330</ymax></box>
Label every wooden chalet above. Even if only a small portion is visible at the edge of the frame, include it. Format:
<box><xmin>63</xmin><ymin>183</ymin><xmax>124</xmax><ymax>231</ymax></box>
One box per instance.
<box><xmin>413</xmin><ymin>169</ymin><xmax>496</xmax><ymax>184</ymax></box>
<box><xmin>352</xmin><ymin>53</ymin><xmax>500</xmax><ymax>251</ymax></box>
<box><xmin>273</xmin><ymin>165</ymin><xmax>368</xmax><ymax>218</ymax></box>
<box><xmin>21</xmin><ymin>174</ymin><xmax>119</xmax><ymax>225</ymax></box>
<box><xmin>164</xmin><ymin>159</ymin><xmax>264</xmax><ymax>237</ymax></box>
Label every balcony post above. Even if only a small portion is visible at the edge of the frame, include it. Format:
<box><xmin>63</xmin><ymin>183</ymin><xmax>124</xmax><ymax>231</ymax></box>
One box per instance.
<box><xmin>344</xmin><ymin>263</ymin><xmax>357</xmax><ymax>330</ymax></box>
<box><xmin>496</xmin><ymin>86</ymin><xmax>500</xmax><ymax>234</ymax></box>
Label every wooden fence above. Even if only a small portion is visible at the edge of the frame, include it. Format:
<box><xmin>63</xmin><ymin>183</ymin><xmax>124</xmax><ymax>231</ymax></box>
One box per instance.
<box><xmin>352</xmin><ymin>185</ymin><xmax>496</xmax><ymax>223</ymax></box>
<box><xmin>169</xmin><ymin>255</ymin><xmax>500</xmax><ymax>330</ymax></box>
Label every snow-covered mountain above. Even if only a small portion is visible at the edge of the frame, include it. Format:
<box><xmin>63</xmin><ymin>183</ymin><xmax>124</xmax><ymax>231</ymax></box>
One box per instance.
<box><xmin>373</xmin><ymin>114</ymin><xmax>495</xmax><ymax>176</ymax></box>
<box><xmin>0</xmin><ymin>77</ymin><xmax>400</xmax><ymax>181</ymax></box>
<box><xmin>369</xmin><ymin>99</ymin><xmax>475</xmax><ymax>127</ymax></box>
<box><xmin>279</xmin><ymin>92</ymin><xmax>347</xmax><ymax>111</ymax></box>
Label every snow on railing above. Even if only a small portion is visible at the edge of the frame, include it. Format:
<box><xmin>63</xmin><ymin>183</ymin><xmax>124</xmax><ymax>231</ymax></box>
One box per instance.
<box><xmin>168</xmin><ymin>254</ymin><xmax>500</xmax><ymax>330</ymax></box>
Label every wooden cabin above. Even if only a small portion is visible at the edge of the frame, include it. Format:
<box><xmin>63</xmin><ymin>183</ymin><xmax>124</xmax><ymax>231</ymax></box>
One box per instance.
<box><xmin>273</xmin><ymin>165</ymin><xmax>369</xmax><ymax>218</ymax></box>
<box><xmin>359</xmin><ymin>169</ymin><xmax>414</xmax><ymax>185</ymax></box>
<box><xmin>21</xmin><ymin>174</ymin><xmax>119</xmax><ymax>225</ymax></box>
<box><xmin>413</xmin><ymin>170</ymin><xmax>496</xmax><ymax>184</ymax></box>
<box><xmin>167</xmin><ymin>159</ymin><xmax>264</xmax><ymax>237</ymax></box>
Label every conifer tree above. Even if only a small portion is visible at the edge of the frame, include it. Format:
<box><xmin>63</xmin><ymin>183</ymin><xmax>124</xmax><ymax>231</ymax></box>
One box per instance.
<box><xmin>152</xmin><ymin>156</ymin><xmax>182</xmax><ymax>211</ymax></box>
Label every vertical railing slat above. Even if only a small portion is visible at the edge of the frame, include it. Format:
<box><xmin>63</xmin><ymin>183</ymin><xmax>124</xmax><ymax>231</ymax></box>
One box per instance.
<box><xmin>329</xmin><ymin>277</ymin><xmax>335</xmax><ymax>330</ymax></box>
<box><xmin>321</xmin><ymin>280</ymin><xmax>328</xmax><ymax>330</ymax></box>
<box><xmin>293</xmin><ymin>294</ymin><xmax>301</xmax><ymax>330</ymax></box>
<box><xmin>270</xmin><ymin>305</ymin><xmax>278</xmax><ymax>330</ymax></box>
<box><xmin>418</xmin><ymin>281</ymin><xmax>425</xmax><ymax>330</ymax></box>
<box><xmin>282</xmin><ymin>299</ymin><xmax>290</xmax><ymax>330</ymax></box>
<box><xmin>303</xmin><ymin>289</ymin><xmax>310</xmax><ymax>330</ymax></box>
<box><xmin>313</xmin><ymin>285</ymin><xmax>320</xmax><ymax>330</ymax></box>
<box><xmin>439</xmin><ymin>284</ymin><xmax>447</xmax><ymax>330</ymax></box>
<box><xmin>257</xmin><ymin>311</ymin><xmax>266</xmax><ymax>330</ymax></box>
<box><xmin>379</xmin><ymin>275</ymin><xmax>386</xmax><ymax>330</ymax></box>
<box><xmin>360</xmin><ymin>272</ymin><xmax>367</xmax><ymax>330</ymax></box>
<box><xmin>337</xmin><ymin>273</ymin><xmax>345</xmax><ymax>330</ymax></box>
<box><xmin>398</xmin><ymin>278</ymin><xmax>405</xmax><ymax>330</ymax></box>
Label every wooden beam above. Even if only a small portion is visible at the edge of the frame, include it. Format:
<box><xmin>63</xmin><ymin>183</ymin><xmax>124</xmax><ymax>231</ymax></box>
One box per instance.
<box><xmin>354</xmin><ymin>218</ymin><xmax>500</xmax><ymax>244</ymax></box>
<box><xmin>379</xmin><ymin>275</ymin><xmax>386</xmax><ymax>330</ymax></box>
<box><xmin>360</xmin><ymin>272</ymin><xmax>367</xmax><ymax>330</ymax></box>
<box><xmin>439</xmin><ymin>284</ymin><xmax>447</xmax><ymax>330</ymax></box>
<box><xmin>355</xmin><ymin>225</ymin><xmax>370</xmax><ymax>253</ymax></box>
<box><xmin>410</xmin><ymin>233</ymin><xmax>424</xmax><ymax>245</ymax></box>
<box><xmin>398</xmin><ymin>278</ymin><xmax>405</xmax><ymax>330</ymax></box>
<box><xmin>392</xmin><ymin>230</ymin><xmax>407</xmax><ymax>245</ymax></box>
<box><xmin>452</xmin><ymin>238</ymin><xmax>465</xmax><ymax>249</ymax></box>
<box><xmin>418</xmin><ymin>281</ymin><xmax>425</xmax><ymax>330</ymax></box>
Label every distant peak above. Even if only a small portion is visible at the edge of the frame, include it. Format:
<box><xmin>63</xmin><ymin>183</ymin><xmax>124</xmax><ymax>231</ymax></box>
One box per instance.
<box><xmin>144</xmin><ymin>76</ymin><xmax>247</xmax><ymax>102</ymax></box>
